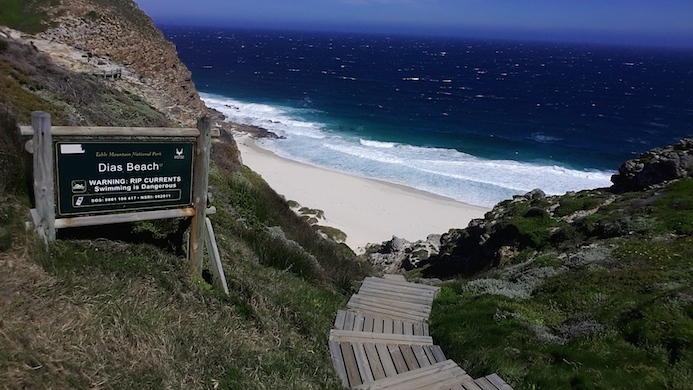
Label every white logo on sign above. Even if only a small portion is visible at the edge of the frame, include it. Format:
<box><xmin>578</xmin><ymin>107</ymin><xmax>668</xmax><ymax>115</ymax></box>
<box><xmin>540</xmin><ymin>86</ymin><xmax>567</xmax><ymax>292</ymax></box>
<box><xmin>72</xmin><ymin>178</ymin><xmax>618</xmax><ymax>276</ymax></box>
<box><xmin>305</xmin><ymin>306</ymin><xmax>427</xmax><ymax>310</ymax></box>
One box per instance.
<box><xmin>71</xmin><ymin>180</ymin><xmax>87</xmax><ymax>193</ymax></box>
<box><xmin>60</xmin><ymin>144</ymin><xmax>86</xmax><ymax>154</ymax></box>
<box><xmin>174</xmin><ymin>148</ymin><xmax>185</xmax><ymax>160</ymax></box>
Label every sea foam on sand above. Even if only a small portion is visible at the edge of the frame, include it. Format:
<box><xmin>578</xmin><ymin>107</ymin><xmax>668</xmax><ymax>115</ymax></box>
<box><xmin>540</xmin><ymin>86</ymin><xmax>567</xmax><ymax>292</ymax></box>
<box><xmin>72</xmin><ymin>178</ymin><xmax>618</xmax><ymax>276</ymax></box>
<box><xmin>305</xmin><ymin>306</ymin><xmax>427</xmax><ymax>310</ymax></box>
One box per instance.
<box><xmin>233</xmin><ymin>133</ymin><xmax>489</xmax><ymax>253</ymax></box>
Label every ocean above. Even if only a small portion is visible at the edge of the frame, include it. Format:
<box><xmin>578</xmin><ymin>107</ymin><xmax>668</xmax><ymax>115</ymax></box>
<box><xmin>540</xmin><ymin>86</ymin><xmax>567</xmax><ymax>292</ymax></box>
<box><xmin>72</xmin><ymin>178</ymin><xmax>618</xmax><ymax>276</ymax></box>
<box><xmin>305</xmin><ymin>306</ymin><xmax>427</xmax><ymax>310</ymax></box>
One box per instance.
<box><xmin>162</xmin><ymin>26</ymin><xmax>693</xmax><ymax>208</ymax></box>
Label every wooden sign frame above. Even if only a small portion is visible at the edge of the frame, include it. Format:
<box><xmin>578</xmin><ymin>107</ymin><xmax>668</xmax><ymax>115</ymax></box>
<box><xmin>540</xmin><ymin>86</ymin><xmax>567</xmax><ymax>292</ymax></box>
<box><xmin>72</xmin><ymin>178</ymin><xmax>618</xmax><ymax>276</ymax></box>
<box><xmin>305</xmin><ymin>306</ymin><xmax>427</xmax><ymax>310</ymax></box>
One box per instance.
<box><xmin>21</xmin><ymin>111</ymin><xmax>226</xmax><ymax>293</ymax></box>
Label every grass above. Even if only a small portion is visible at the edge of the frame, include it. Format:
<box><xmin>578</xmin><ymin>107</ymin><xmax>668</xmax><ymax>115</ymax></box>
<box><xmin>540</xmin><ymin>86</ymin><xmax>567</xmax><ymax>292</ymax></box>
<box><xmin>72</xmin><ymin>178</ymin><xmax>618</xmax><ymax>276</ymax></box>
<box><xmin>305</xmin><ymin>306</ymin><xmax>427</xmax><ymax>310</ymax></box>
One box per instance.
<box><xmin>0</xmin><ymin>108</ymin><xmax>27</xmax><ymax>196</ymax></box>
<box><xmin>0</xmin><ymin>0</ymin><xmax>53</xmax><ymax>34</ymax></box>
<box><xmin>0</xmin><ymin>36</ymin><xmax>171</xmax><ymax>128</ymax></box>
<box><xmin>316</xmin><ymin>225</ymin><xmax>348</xmax><ymax>243</ymax></box>
<box><xmin>0</xmin><ymin>61</ymin><xmax>65</xmax><ymax>124</ymax></box>
<box><xmin>652</xmin><ymin>179</ymin><xmax>693</xmax><ymax>235</ymax></box>
<box><xmin>1</xmin><ymin>231</ymin><xmax>350</xmax><ymax>388</ymax></box>
<box><xmin>554</xmin><ymin>191</ymin><xmax>606</xmax><ymax>218</ymax></box>
<box><xmin>0</xmin><ymin>132</ymin><xmax>366</xmax><ymax>389</ymax></box>
<box><xmin>0</xmin><ymin>37</ymin><xmax>370</xmax><ymax>387</ymax></box>
<box><xmin>429</xmin><ymin>185</ymin><xmax>693</xmax><ymax>389</ymax></box>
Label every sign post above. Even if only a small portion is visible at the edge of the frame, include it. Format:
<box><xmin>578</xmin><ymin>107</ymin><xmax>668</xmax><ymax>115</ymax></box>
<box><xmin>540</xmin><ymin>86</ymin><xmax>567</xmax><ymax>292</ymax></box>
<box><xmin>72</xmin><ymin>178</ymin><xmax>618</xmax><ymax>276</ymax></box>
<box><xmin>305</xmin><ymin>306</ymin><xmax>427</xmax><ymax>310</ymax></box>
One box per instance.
<box><xmin>31</xmin><ymin>111</ymin><xmax>56</xmax><ymax>243</ymax></box>
<box><xmin>190</xmin><ymin>116</ymin><xmax>211</xmax><ymax>276</ymax></box>
<box><xmin>22</xmin><ymin>112</ymin><xmax>224</xmax><ymax>288</ymax></box>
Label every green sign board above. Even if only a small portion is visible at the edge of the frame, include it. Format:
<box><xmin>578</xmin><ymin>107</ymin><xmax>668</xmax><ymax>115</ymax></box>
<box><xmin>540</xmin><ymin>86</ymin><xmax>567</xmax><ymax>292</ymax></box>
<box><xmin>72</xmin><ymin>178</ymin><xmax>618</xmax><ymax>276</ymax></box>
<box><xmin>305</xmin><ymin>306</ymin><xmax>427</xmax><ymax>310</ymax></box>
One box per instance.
<box><xmin>54</xmin><ymin>140</ymin><xmax>195</xmax><ymax>216</ymax></box>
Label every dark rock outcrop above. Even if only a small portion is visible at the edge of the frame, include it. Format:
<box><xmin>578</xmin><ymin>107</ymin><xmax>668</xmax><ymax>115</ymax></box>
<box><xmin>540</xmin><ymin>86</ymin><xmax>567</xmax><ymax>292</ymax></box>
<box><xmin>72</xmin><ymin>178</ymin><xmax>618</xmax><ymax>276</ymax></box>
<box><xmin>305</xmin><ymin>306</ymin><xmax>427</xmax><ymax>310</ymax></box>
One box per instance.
<box><xmin>364</xmin><ymin>235</ymin><xmax>441</xmax><ymax>273</ymax></box>
<box><xmin>611</xmin><ymin>138</ymin><xmax>693</xmax><ymax>192</ymax></box>
<box><xmin>364</xmin><ymin>188</ymin><xmax>555</xmax><ymax>275</ymax></box>
<box><xmin>368</xmin><ymin>139</ymin><xmax>693</xmax><ymax>278</ymax></box>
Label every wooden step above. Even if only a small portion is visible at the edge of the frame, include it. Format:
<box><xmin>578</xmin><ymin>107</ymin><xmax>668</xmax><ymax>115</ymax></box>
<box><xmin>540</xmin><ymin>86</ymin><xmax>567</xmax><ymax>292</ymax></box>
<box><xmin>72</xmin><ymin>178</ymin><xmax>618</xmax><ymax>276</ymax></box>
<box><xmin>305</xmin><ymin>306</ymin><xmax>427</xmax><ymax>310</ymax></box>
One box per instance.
<box><xmin>353</xmin><ymin>359</ymin><xmax>473</xmax><ymax>390</ymax></box>
<box><xmin>357</xmin><ymin>284</ymin><xmax>436</xmax><ymax>305</ymax></box>
<box><xmin>349</xmin><ymin>294</ymin><xmax>432</xmax><ymax>314</ymax></box>
<box><xmin>457</xmin><ymin>382</ymin><xmax>483</xmax><ymax>390</ymax></box>
<box><xmin>364</xmin><ymin>276</ymin><xmax>441</xmax><ymax>293</ymax></box>
<box><xmin>474</xmin><ymin>373</ymin><xmax>514</xmax><ymax>390</ymax></box>
<box><xmin>348</xmin><ymin>296</ymin><xmax>431</xmax><ymax>322</ymax></box>
<box><xmin>329</xmin><ymin>329</ymin><xmax>433</xmax><ymax>345</ymax></box>
<box><xmin>328</xmin><ymin>339</ymin><xmax>350</xmax><ymax>387</ymax></box>
<box><xmin>329</xmin><ymin>341</ymin><xmax>452</xmax><ymax>388</ymax></box>
<box><xmin>346</xmin><ymin>306</ymin><xmax>430</xmax><ymax>323</ymax></box>
<box><xmin>334</xmin><ymin>310</ymin><xmax>430</xmax><ymax>336</ymax></box>
<box><xmin>357</xmin><ymin>284</ymin><xmax>438</xmax><ymax>303</ymax></box>
<box><xmin>362</xmin><ymin>278</ymin><xmax>440</xmax><ymax>296</ymax></box>
<box><xmin>329</xmin><ymin>276</ymin><xmax>514</xmax><ymax>390</ymax></box>
<box><xmin>347</xmin><ymin>302</ymin><xmax>430</xmax><ymax>323</ymax></box>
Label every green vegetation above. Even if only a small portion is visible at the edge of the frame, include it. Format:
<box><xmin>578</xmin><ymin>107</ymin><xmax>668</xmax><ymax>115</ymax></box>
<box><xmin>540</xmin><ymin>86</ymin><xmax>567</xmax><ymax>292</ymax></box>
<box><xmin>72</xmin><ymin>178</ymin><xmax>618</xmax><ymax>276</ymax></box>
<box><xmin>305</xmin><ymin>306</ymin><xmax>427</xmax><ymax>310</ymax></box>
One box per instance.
<box><xmin>3</xmin><ymin>3</ymin><xmax>692</xmax><ymax>388</ymax></box>
<box><xmin>0</xmin><ymin>0</ymin><xmax>53</xmax><ymax>34</ymax></box>
<box><xmin>316</xmin><ymin>225</ymin><xmax>348</xmax><ymax>244</ymax></box>
<box><xmin>505</xmin><ymin>208</ymin><xmax>561</xmax><ymax>249</ymax></box>
<box><xmin>0</xmin><ymin>36</ymin><xmax>171</xmax><ymax>127</ymax></box>
<box><xmin>0</xmin><ymin>108</ymin><xmax>26</xmax><ymax>196</ymax></box>
<box><xmin>0</xmin><ymin>108</ymin><xmax>369</xmax><ymax>388</ymax></box>
<box><xmin>299</xmin><ymin>207</ymin><xmax>326</xmax><ymax>220</ymax></box>
<box><xmin>86</xmin><ymin>10</ymin><xmax>100</xmax><ymax>21</ymax></box>
<box><xmin>0</xmin><ymin>0</ymin><xmax>156</xmax><ymax>36</ymax></box>
<box><xmin>653</xmin><ymin>179</ymin><xmax>693</xmax><ymax>235</ymax></box>
<box><xmin>554</xmin><ymin>191</ymin><xmax>604</xmax><ymax>217</ymax></box>
<box><xmin>0</xmin><ymin>31</ymin><xmax>370</xmax><ymax>389</ymax></box>
<box><xmin>428</xmin><ymin>180</ymin><xmax>693</xmax><ymax>389</ymax></box>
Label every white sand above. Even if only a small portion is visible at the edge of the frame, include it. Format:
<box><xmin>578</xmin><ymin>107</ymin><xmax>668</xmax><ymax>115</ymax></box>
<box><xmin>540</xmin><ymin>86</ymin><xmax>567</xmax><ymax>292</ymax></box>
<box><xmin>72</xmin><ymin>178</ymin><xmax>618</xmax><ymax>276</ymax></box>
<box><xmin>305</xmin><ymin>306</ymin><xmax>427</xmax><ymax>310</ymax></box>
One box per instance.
<box><xmin>233</xmin><ymin>133</ymin><xmax>489</xmax><ymax>253</ymax></box>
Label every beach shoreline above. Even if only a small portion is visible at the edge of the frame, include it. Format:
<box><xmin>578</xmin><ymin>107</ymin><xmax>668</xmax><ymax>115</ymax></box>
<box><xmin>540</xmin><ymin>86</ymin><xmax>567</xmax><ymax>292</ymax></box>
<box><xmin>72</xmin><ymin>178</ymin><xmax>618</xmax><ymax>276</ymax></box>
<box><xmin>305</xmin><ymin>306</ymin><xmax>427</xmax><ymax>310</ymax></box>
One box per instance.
<box><xmin>232</xmin><ymin>132</ymin><xmax>490</xmax><ymax>253</ymax></box>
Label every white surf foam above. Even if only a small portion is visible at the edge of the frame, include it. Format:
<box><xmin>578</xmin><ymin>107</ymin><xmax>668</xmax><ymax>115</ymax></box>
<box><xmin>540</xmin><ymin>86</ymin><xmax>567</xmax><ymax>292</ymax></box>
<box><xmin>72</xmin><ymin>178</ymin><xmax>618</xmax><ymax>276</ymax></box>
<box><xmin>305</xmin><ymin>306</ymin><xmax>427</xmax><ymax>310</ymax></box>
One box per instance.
<box><xmin>202</xmin><ymin>93</ymin><xmax>615</xmax><ymax>208</ymax></box>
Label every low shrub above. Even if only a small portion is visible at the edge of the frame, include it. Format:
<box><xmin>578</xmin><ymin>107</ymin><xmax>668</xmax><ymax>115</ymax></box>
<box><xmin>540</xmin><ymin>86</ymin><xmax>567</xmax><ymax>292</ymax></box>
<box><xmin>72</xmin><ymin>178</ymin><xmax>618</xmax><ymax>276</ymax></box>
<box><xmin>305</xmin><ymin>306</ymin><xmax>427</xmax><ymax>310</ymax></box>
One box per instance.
<box><xmin>653</xmin><ymin>179</ymin><xmax>693</xmax><ymax>235</ymax></box>
<box><xmin>504</xmin><ymin>208</ymin><xmax>560</xmax><ymax>249</ymax></box>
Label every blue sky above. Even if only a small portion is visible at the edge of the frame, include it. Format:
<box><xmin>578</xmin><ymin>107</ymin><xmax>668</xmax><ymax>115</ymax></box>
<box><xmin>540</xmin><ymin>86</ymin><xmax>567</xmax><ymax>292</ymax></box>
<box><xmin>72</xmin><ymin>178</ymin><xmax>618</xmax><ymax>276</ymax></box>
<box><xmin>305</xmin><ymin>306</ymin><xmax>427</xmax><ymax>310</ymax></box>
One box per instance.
<box><xmin>133</xmin><ymin>0</ymin><xmax>693</xmax><ymax>47</ymax></box>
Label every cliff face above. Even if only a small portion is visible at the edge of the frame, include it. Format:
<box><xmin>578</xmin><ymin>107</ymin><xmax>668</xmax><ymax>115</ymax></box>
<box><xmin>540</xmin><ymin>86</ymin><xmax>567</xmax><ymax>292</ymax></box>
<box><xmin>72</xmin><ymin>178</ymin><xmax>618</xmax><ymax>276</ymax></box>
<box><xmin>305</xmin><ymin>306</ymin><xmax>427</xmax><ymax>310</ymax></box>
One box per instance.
<box><xmin>33</xmin><ymin>0</ymin><xmax>207</xmax><ymax>127</ymax></box>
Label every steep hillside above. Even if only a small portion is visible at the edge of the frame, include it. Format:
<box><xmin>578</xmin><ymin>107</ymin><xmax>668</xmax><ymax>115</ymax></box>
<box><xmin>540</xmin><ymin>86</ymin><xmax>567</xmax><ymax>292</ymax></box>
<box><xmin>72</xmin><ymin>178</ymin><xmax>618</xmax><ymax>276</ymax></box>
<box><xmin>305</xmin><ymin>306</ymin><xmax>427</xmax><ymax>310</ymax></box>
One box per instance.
<box><xmin>0</xmin><ymin>29</ymin><xmax>171</xmax><ymax>126</ymax></box>
<box><xmin>0</xmin><ymin>41</ymin><xmax>370</xmax><ymax>390</ymax></box>
<box><xmin>0</xmin><ymin>1</ymin><xmax>372</xmax><ymax>388</ymax></box>
<box><xmin>366</xmin><ymin>140</ymin><xmax>693</xmax><ymax>389</ymax></box>
<box><xmin>1</xmin><ymin>0</ymin><xmax>214</xmax><ymax>127</ymax></box>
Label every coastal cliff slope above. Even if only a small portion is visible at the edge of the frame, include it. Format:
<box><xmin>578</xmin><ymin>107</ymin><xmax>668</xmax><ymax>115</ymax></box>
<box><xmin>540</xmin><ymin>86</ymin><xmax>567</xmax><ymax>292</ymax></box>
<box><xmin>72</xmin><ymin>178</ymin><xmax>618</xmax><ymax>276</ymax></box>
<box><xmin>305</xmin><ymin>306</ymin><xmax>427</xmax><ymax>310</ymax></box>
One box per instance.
<box><xmin>1</xmin><ymin>1</ymin><xmax>692</xmax><ymax>388</ymax></box>
<box><xmin>7</xmin><ymin>0</ymin><xmax>206</xmax><ymax>127</ymax></box>
<box><xmin>0</xmin><ymin>1</ymin><xmax>372</xmax><ymax>388</ymax></box>
<box><xmin>365</xmin><ymin>139</ymin><xmax>693</xmax><ymax>389</ymax></box>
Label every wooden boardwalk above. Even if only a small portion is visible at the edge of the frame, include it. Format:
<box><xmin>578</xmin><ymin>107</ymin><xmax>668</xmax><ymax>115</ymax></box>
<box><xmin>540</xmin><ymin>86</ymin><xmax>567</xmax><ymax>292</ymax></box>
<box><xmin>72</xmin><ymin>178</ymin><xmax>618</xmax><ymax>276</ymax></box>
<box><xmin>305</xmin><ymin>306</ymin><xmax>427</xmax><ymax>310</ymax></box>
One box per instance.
<box><xmin>329</xmin><ymin>275</ymin><xmax>513</xmax><ymax>390</ymax></box>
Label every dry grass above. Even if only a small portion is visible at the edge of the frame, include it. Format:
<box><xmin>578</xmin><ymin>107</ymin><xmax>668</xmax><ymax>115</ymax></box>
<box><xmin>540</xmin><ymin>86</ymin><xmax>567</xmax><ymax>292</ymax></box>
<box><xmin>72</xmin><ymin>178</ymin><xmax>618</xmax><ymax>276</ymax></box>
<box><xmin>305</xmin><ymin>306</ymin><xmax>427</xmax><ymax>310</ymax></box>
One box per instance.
<box><xmin>0</xmin><ymin>222</ymin><xmax>348</xmax><ymax>389</ymax></box>
<box><xmin>0</xmin><ymin>19</ymin><xmax>368</xmax><ymax>388</ymax></box>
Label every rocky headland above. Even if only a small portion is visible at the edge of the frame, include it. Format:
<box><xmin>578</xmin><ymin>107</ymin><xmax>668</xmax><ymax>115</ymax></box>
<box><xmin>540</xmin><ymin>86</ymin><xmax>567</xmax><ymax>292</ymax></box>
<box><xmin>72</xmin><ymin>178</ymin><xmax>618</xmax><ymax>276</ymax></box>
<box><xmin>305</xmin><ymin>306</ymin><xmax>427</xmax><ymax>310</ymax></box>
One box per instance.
<box><xmin>365</xmin><ymin>138</ymin><xmax>693</xmax><ymax>277</ymax></box>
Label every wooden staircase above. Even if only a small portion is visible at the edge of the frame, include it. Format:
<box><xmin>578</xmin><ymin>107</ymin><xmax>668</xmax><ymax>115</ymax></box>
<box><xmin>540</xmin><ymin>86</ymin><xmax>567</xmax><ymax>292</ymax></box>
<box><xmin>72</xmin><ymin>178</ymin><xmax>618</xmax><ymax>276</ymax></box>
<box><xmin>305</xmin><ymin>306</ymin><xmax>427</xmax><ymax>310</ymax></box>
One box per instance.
<box><xmin>329</xmin><ymin>275</ymin><xmax>513</xmax><ymax>390</ymax></box>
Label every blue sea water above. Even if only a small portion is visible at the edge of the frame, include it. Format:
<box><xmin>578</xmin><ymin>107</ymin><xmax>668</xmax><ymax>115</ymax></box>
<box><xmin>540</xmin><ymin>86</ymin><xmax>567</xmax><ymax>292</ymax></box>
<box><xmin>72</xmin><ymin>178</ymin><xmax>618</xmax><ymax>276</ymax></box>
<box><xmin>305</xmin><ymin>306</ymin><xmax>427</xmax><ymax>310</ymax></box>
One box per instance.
<box><xmin>162</xmin><ymin>26</ymin><xmax>693</xmax><ymax>208</ymax></box>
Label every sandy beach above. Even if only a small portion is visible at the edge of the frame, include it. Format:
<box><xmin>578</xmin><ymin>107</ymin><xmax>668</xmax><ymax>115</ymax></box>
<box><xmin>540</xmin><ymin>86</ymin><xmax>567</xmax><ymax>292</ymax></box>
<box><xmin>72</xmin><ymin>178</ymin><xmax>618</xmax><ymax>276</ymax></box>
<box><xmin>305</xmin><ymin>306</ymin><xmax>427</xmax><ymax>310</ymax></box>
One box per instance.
<box><xmin>233</xmin><ymin>133</ymin><xmax>490</xmax><ymax>253</ymax></box>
